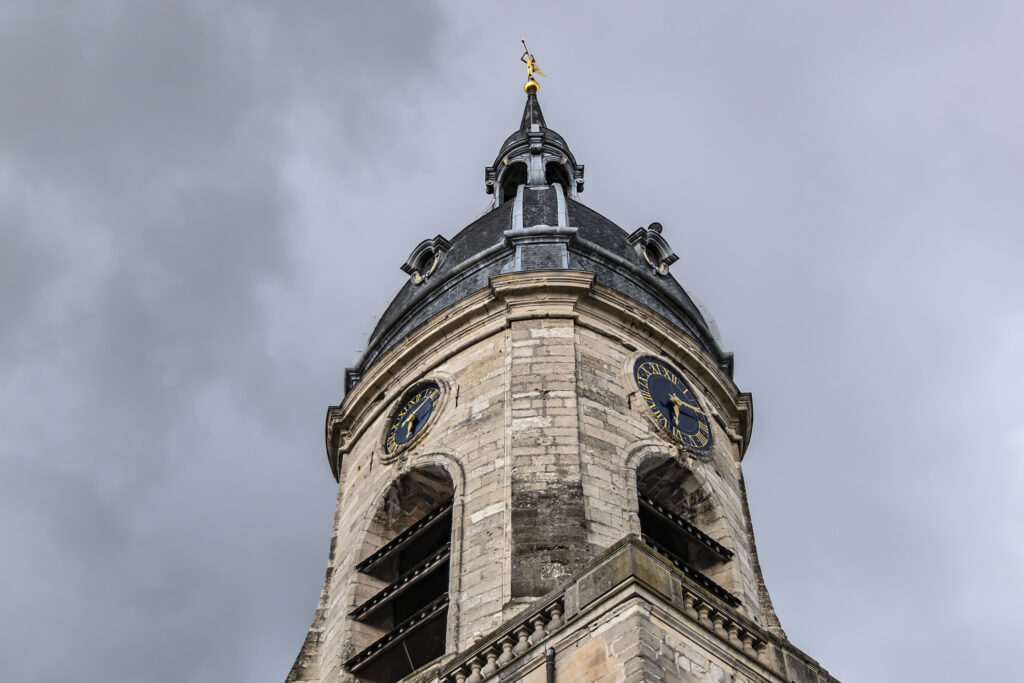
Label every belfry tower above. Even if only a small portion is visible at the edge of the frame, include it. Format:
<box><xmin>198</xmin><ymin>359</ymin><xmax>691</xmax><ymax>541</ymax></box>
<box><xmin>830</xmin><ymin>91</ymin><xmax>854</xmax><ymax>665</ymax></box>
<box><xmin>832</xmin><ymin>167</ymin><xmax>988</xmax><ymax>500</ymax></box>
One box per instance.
<box><xmin>288</xmin><ymin>64</ymin><xmax>838</xmax><ymax>683</ymax></box>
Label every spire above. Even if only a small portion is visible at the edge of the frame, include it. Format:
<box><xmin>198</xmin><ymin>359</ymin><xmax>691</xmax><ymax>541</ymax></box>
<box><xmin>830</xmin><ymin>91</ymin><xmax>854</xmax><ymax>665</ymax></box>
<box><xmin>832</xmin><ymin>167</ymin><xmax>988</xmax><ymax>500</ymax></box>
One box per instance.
<box><xmin>483</xmin><ymin>46</ymin><xmax>583</xmax><ymax>201</ymax></box>
<box><xmin>520</xmin><ymin>91</ymin><xmax>546</xmax><ymax>131</ymax></box>
<box><xmin>518</xmin><ymin>41</ymin><xmax>549</xmax><ymax>132</ymax></box>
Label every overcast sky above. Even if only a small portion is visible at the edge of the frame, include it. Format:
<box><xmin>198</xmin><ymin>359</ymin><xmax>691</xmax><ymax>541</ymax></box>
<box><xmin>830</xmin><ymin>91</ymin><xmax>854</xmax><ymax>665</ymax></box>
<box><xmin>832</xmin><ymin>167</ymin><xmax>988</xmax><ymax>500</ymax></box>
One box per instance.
<box><xmin>2</xmin><ymin>2</ymin><xmax>1022</xmax><ymax>682</ymax></box>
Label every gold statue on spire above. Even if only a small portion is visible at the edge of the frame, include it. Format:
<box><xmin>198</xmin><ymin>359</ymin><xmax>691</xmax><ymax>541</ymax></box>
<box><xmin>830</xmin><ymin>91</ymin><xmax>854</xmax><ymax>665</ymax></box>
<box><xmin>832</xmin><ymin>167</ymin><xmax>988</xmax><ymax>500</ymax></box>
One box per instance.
<box><xmin>520</xmin><ymin>40</ymin><xmax>546</xmax><ymax>93</ymax></box>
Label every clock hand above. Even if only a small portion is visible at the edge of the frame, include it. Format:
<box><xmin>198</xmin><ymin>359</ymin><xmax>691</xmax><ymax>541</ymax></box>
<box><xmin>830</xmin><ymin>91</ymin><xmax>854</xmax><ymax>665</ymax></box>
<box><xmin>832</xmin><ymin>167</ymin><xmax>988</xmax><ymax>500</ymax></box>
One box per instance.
<box><xmin>668</xmin><ymin>393</ymin><xmax>682</xmax><ymax>425</ymax></box>
<box><xmin>402</xmin><ymin>411</ymin><xmax>417</xmax><ymax>437</ymax></box>
<box><xmin>402</xmin><ymin>400</ymin><xmax>428</xmax><ymax>437</ymax></box>
<box><xmin>668</xmin><ymin>393</ymin><xmax>701</xmax><ymax>425</ymax></box>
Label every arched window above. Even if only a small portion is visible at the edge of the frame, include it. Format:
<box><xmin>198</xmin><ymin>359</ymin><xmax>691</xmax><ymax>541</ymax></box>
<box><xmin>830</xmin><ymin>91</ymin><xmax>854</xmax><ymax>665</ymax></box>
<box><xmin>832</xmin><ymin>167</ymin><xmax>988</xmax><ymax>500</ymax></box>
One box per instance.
<box><xmin>500</xmin><ymin>162</ymin><xmax>527</xmax><ymax>203</ymax></box>
<box><xmin>544</xmin><ymin>161</ymin><xmax>571</xmax><ymax>193</ymax></box>
<box><xmin>636</xmin><ymin>455</ymin><xmax>740</xmax><ymax>607</ymax></box>
<box><xmin>345</xmin><ymin>466</ymin><xmax>455</xmax><ymax>682</ymax></box>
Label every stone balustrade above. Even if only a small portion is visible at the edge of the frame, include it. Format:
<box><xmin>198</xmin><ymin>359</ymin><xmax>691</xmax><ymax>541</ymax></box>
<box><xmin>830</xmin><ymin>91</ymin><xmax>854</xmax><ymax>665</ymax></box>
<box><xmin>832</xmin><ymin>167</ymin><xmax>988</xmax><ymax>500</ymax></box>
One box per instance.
<box><xmin>438</xmin><ymin>598</ymin><xmax>565</xmax><ymax>683</ymax></box>
<box><xmin>417</xmin><ymin>536</ymin><xmax>835</xmax><ymax>683</ymax></box>
<box><xmin>680</xmin><ymin>587</ymin><xmax>767</xmax><ymax>661</ymax></box>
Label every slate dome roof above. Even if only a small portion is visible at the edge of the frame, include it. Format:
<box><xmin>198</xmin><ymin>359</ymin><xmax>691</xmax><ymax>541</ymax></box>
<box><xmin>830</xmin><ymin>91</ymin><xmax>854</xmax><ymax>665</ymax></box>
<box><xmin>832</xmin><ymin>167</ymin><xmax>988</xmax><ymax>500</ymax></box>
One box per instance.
<box><xmin>345</xmin><ymin>92</ymin><xmax>729</xmax><ymax>392</ymax></box>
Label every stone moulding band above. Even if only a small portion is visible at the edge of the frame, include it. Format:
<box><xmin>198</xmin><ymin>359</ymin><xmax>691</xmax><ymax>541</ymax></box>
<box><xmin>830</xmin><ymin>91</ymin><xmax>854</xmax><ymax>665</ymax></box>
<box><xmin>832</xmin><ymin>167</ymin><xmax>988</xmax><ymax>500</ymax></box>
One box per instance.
<box><xmin>326</xmin><ymin>270</ymin><xmax>752</xmax><ymax>480</ymax></box>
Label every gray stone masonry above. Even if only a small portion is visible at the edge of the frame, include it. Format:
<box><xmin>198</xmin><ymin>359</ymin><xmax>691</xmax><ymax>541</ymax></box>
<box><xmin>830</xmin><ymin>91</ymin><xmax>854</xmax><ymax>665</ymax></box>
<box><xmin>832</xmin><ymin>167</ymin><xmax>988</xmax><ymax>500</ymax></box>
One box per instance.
<box><xmin>509</xmin><ymin>318</ymin><xmax>589</xmax><ymax>598</ymax></box>
<box><xmin>288</xmin><ymin>271</ymin><xmax>795</xmax><ymax>682</ymax></box>
<box><xmin>420</xmin><ymin>537</ymin><xmax>837</xmax><ymax>683</ymax></box>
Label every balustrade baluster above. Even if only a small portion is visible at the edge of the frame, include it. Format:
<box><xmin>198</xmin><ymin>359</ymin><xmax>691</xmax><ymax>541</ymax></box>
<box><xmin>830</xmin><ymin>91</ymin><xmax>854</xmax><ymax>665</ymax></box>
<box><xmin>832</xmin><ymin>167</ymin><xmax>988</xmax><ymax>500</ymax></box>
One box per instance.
<box><xmin>480</xmin><ymin>646</ymin><xmax>500</xmax><ymax>677</ymax></box>
<box><xmin>546</xmin><ymin>603</ymin><xmax>563</xmax><ymax>632</ymax></box>
<box><xmin>497</xmin><ymin>635</ymin><xmax>516</xmax><ymax>665</ymax></box>
<box><xmin>465</xmin><ymin>656</ymin><xmax>484</xmax><ymax>683</ymax></box>
<box><xmin>528</xmin><ymin>615</ymin><xmax>548</xmax><ymax>646</ymax></box>
<box><xmin>682</xmin><ymin>592</ymin><xmax>697</xmax><ymax>618</ymax></box>
<box><xmin>513</xmin><ymin>625</ymin><xmax>532</xmax><ymax>655</ymax></box>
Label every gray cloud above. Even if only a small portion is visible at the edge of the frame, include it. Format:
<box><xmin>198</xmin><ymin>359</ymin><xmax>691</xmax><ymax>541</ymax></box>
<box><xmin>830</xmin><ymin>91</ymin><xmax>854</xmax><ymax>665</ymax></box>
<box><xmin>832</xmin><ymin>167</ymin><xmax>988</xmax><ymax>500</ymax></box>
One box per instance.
<box><xmin>1</xmin><ymin>1</ymin><xmax>445</xmax><ymax>681</ymax></box>
<box><xmin>1</xmin><ymin>2</ymin><xmax>1021</xmax><ymax>682</ymax></box>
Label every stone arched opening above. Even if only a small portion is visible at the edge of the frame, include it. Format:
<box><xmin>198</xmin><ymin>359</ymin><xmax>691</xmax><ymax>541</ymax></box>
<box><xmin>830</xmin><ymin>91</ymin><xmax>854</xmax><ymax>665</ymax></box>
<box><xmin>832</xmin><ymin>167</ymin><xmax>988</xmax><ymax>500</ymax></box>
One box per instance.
<box><xmin>346</xmin><ymin>465</ymin><xmax>455</xmax><ymax>682</ymax></box>
<box><xmin>544</xmin><ymin>160</ymin><xmax>571</xmax><ymax>194</ymax></box>
<box><xmin>635</xmin><ymin>453</ymin><xmax>736</xmax><ymax>597</ymax></box>
<box><xmin>500</xmin><ymin>161</ymin><xmax>527</xmax><ymax>203</ymax></box>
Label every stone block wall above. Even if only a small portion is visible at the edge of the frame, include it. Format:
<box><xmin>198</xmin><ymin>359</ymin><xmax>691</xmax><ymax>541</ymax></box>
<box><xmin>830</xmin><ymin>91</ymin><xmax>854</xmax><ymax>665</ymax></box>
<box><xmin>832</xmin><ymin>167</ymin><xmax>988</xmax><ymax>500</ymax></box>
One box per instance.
<box><xmin>290</xmin><ymin>271</ymin><xmax>780</xmax><ymax>682</ymax></box>
<box><xmin>429</xmin><ymin>538</ymin><xmax>835</xmax><ymax>683</ymax></box>
<box><xmin>508</xmin><ymin>318</ymin><xmax>588</xmax><ymax>598</ymax></box>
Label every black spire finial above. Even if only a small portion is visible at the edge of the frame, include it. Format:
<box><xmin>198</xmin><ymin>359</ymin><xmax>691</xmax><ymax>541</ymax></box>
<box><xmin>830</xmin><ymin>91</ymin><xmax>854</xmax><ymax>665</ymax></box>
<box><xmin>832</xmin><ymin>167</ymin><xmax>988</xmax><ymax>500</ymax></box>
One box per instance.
<box><xmin>520</xmin><ymin>91</ymin><xmax>546</xmax><ymax>131</ymax></box>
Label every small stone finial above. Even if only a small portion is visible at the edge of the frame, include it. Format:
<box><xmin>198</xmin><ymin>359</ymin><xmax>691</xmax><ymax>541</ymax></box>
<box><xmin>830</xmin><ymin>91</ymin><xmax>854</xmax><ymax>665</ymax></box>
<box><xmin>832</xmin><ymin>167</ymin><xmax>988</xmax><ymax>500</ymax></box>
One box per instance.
<box><xmin>520</xmin><ymin>39</ymin><xmax>546</xmax><ymax>93</ymax></box>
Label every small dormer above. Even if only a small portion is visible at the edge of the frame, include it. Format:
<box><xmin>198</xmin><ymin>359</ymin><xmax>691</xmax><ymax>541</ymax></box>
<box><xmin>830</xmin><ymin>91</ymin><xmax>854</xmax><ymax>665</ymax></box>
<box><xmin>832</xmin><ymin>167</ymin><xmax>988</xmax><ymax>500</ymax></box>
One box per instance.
<box><xmin>628</xmin><ymin>222</ymin><xmax>679</xmax><ymax>276</ymax></box>
<box><xmin>400</xmin><ymin>235</ymin><xmax>452</xmax><ymax>285</ymax></box>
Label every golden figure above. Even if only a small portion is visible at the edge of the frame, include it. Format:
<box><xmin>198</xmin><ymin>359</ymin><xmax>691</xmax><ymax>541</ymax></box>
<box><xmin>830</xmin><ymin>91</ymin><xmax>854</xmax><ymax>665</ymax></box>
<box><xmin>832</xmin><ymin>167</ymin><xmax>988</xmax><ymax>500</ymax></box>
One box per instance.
<box><xmin>520</xmin><ymin>40</ymin><xmax>546</xmax><ymax>92</ymax></box>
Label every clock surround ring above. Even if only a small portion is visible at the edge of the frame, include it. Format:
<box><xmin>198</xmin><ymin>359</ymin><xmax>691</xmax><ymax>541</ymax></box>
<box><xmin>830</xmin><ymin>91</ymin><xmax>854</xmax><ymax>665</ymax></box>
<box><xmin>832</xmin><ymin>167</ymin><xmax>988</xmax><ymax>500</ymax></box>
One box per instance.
<box><xmin>628</xmin><ymin>353</ymin><xmax>714</xmax><ymax>455</ymax></box>
<box><xmin>380</xmin><ymin>378</ymin><xmax>448</xmax><ymax>463</ymax></box>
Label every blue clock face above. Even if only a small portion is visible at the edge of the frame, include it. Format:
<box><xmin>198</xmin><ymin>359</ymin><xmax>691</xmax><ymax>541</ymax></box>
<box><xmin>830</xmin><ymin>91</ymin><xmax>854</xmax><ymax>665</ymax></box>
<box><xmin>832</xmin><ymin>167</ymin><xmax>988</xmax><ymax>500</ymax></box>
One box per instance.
<box><xmin>633</xmin><ymin>357</ymin><xmax>712</xmax><ymax>452</ymax></box>
<box><xmin>385</xmin><ymin>383</ymin><xmax>441</xmax><ymax>454</ymax></box>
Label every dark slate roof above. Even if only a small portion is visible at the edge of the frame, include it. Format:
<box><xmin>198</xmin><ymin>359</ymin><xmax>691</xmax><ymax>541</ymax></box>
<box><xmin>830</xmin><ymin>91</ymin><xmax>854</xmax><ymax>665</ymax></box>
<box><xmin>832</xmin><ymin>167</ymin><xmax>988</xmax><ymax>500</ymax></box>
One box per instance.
<box><xmin>353</xmin><ymin>195</ymin><xmax>726</xmax><ymax>387</ymax></box>
<box><xmin>365</xmin><ymin>201</ymin><xmax>515</xmax><ymax>361</ymax></box>
<box><xmin>566</xmin><ymin>200</ymin><xmax>711</xmax><ymax>336</ymax></box>
<box><xmin>521</xmin><ymin>90</ymin><xmax>546</xmax><ymax>129</ymax></box>
<box><xmin>346</xmin><ymin>94</ymin><xmax>728</xmax><ymax>391</ymax></box>
<box><xmin>494</xmin><ymin>92</ymin><xmax>575</xmax><ymax>169</ymax></box>
<box><xmin>570</xmin><ymin>200</ymin><xmax>719</xmax><ymax>350</ymax></box>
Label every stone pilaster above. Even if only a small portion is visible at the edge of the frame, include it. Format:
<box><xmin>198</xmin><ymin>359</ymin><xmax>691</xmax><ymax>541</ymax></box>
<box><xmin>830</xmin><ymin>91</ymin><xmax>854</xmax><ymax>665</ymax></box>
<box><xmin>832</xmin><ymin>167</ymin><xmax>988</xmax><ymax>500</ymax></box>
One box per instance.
<box><xmin>508</xmin><ymin>316</ymin><xmax>587</xmax><ymax>598</ymax></box>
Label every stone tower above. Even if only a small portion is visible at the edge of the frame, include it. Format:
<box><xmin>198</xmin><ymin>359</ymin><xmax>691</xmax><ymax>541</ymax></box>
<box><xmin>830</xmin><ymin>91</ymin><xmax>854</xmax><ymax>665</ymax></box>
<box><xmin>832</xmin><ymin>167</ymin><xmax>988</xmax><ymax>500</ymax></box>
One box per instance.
<box><xmin>287</xmin><ymin>77</ymin><xmax>838</xmax><ymax>683</ymax></box>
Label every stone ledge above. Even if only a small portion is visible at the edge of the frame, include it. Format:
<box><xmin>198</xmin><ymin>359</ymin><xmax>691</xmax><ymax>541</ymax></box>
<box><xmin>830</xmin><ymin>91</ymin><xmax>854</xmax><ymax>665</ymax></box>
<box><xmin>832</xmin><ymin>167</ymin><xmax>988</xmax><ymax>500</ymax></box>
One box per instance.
<box><xmin>327</xmin><ymin>269</ymin><xmax>752</xmax><ymax>480</ymax></box>
<box><xmin>415</xmin><ymin>536</ymin><xmax>836</xmax><ymax>683</ymax></box>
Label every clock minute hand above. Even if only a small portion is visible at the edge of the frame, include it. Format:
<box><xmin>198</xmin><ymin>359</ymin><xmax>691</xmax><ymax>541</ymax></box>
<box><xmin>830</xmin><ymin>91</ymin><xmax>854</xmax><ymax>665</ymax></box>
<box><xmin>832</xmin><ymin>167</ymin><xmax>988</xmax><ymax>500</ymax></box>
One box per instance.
<box><xmin>668</xmin><ymin>393</ymin><xmax>700</xmax><ymax>425</ymax></box>
<box><xmin>668</xmin><ymin>393</ymin><xmax>683</xmax><ymax>425</ymax></box>
<box><xmin>402</xmin><ymin>400</ymin><xmax>426</xmax><ymax>437</ymax></box>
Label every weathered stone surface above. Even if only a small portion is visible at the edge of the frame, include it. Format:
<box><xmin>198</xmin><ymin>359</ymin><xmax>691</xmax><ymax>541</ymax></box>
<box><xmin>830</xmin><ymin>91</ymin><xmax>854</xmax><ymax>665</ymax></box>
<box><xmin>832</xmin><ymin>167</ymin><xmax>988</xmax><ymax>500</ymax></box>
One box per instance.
<box><xmin>288</xmin><ymin>271</ymin><xmax>811</xmax><ymax>682</ymax></box>
<box><xmin>433</xmin><ymin>539</ymin><xmax>836</xmax><ymax>683</ymax></box>
<box><xmin>509</xmin><ymin>318</ymin><xmax>589</xmax><ymax>598</ymax></box>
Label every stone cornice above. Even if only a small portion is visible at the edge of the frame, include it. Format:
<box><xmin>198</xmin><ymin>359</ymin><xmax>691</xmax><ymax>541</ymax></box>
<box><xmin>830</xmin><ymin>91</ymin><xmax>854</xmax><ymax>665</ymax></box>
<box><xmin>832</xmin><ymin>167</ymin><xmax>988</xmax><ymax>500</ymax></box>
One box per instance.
<box><xmin>326</xmin><ymin>269</ymin><xmax>754</xmax><ymax>480</ymax></box>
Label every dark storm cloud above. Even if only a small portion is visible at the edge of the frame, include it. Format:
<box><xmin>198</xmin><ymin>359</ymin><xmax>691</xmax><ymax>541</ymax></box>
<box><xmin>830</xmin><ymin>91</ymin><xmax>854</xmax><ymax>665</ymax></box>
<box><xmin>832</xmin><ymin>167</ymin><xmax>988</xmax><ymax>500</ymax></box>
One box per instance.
<box><xmin>2</xmin><ymin>2</ymin><xmax>1022</xmax><ymax>682</ymax></box>
<box><xmin>422</xmin><ymin>5</ymin><xmax>1024</xmax><ymax>682</ymax></box>
<box><xmin>0</xmin><ymin>2</ymin><xmax>444</xmax><ymax>681</ymax></box>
